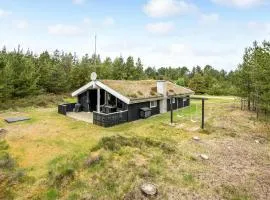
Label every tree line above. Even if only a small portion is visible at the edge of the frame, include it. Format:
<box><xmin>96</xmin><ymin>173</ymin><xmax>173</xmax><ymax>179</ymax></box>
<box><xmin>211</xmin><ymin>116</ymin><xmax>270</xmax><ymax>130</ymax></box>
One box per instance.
<box><xmin>0</xmin><ymin>45</ymin><xmax>239</xmax><ymax>102</ymax></box>
<box><xmin>235</xmin><ymin>40</ymin><xmax>270</xmax><ymax>115</ymax></box>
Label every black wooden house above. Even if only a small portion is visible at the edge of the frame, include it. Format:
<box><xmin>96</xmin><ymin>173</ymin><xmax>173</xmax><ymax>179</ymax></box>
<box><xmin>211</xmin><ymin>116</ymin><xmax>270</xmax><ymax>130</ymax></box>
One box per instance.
<box><xmin>58</xmin><ymin>78</ymin><xmax>194</xmax><ymax>127</ymax></box>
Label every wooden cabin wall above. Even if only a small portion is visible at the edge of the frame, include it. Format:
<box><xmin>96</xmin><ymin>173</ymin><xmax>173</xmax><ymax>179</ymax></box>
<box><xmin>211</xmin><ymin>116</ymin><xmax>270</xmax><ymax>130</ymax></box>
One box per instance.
<box><xmin>127</xmin><ymin>100</ymin><xmax>160</xmax><ymax>122</ymax></box>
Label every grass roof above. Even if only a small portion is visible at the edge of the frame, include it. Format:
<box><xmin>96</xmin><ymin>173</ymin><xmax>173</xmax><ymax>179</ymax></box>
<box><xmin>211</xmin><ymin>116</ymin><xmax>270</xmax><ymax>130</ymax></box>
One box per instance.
<box><xmin>100</xmin><ymin>80</ymin><xmax>194</xmax><ymax>101</ymax></box>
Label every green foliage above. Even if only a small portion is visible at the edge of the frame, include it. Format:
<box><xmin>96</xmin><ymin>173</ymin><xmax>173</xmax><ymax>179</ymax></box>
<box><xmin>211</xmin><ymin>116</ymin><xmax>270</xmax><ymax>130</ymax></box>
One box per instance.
<box><xmin>0</xmin><ymin>140</ymin><xmax>9</xmax><ymax>150</ymax></box>
<box><xmin>0</xmin><ymin>45</ymin><xmax>240</xmax><ymax>105</ymax></box>
<box><xmin>48</xmin><ymin>155</ymin><xmax>84</xmax><ymax>187</ymax></box>
<box><xmin>236</xmin><ymin>40</ymin><xmax>270</xmax><ymax>113</ymax></box>
<box><xmin>46</xmin><ymin>188</ymin><xmax>59</xmax><ymax>200</ymax></box>
<box><xmin>0</xmin><ymin>139</ymin><xmax>29</xmax><ymax>199</ymax></box>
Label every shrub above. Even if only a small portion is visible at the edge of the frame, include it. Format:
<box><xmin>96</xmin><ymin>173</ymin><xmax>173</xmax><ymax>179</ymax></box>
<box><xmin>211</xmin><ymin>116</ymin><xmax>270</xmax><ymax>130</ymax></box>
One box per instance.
<box><xmin>0</xmin><ymin>151</ymin><xmax>15</xmax><ymax>169</ymax></box>
<box><xmin>0</xmin><ymin>140</ymin><xmax>9</xmax><ymax>150</ymax></box>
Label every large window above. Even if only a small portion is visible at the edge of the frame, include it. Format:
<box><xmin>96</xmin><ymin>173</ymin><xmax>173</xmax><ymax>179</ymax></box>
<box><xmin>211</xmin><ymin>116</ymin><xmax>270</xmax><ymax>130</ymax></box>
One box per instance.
<box><xmin>150</xmin><ymin>101</ymin><xmax>157</xmax><ymax>108</ymax></box>
<box><xmin>170</xmin><ymin>98</ymin><xmax>176</xmax><ymax>104</ymax></box>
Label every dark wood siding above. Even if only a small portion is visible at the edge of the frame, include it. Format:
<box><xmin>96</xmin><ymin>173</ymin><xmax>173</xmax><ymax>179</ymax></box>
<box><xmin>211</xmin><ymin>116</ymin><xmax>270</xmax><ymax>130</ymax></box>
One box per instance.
<box><xmin>167</xmin><ymin>98</ymin><xmax>177</xmax><ymax>111</ymax></box>
<box><xmin>78</xmin><ymin>92</ymin><xmax>88</xmax><ymax>112</ymax></box>
<box><xmin>93</xmin><ymin>111</ymin><xmax>128</xmax><ymax>127</ymax></box>
<box><xmin>167</xmin><ymin>97</ymin><xmax>190</xmax><ymax>111</ymax></box>
<box><xmin>127</xmin><ymin>100</ymin><xmax>160</xmax><ymax>122</ymax></box>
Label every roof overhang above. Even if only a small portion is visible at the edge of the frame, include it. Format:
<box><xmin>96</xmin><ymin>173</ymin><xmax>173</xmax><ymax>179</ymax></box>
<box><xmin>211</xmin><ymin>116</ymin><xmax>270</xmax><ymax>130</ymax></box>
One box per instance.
<box><xmin>71</xmin><ymin>80</ymin><xmax>131</xmax><ymax>104</ymax></box>
<box><xmin>71</xmin><ymin>80</ymin><xmax>195</xmax><ymax>105</ymax></box>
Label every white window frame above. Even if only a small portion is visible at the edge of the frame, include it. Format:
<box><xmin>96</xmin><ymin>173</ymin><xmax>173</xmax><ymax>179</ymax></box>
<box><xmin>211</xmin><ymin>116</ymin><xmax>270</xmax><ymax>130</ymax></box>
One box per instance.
<box><xmin>150</xmin><ymin>100</ymin><xmax>157</xmax><ymax>108</ymax></box>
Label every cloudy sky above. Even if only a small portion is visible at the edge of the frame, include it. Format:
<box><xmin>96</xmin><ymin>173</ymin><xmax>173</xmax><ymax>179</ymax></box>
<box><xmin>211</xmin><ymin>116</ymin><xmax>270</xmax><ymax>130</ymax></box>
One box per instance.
<box><xmin>0</xmin><ymin>0</ymin><xmax>270</xmax><ymax>71</ymax></box>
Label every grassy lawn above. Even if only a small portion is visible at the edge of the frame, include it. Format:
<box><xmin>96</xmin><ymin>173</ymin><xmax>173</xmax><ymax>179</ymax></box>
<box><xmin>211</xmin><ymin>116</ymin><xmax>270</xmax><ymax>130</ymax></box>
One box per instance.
<box><xmin>0</xmin><ymin>96</ymin><xmax>269</xmax><ymax>199</ymax></box>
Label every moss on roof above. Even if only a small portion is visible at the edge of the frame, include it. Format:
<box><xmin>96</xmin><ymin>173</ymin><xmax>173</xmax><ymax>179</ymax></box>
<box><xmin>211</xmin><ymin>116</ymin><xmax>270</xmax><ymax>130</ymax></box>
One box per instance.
<box><xmin>100</xmin><ymin>80</ymin><xmax>194</xmax><ymax>100</ymax></box>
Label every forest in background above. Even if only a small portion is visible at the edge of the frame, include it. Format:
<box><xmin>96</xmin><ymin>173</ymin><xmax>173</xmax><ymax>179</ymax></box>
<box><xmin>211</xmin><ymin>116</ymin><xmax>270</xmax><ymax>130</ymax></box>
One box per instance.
<box><xmin>0</xmin><ymin>40</ymin><xmax>269</xmax><ymax>113</ymax></box>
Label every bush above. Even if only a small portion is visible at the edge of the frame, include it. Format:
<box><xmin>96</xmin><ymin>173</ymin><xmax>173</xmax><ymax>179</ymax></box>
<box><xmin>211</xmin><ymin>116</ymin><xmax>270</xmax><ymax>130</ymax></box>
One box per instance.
<box><xmin>0</xmin><ymin>140</ymin><xmax>9</xmax><ymax>150</ymax></box>
<box><xmin>0</xmin><ymin>151</ymin><xmax>15</xmax><ymax>169</ymax></box>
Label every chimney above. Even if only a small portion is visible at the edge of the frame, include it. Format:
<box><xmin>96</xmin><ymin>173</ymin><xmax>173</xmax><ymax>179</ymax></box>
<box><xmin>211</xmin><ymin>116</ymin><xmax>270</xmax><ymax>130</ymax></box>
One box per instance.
<box><xmin>157</xmin><ymin>80</ymin><xmax>167</xmax><ymax>97</ymax></box>
<box><xmin>157</xmin><ymin>80</ymin><xmax>167</xmax><ymax>113</ymax></box>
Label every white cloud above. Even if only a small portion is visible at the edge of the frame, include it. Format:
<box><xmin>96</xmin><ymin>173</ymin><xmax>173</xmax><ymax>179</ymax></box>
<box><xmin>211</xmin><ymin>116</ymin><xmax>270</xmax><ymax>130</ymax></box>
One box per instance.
<box><xmin>143</xmin><ymin>0</ymin><xmax>197</xmax><ymax>18</ymax></box>
<box><xmin>72</xmin><ymin>0</ymin><xmax>86</xmax><ymax>5</ymax></box>
<box><xmin>211</xmin><ymin>0</ymin><xmax>265</xmax><ymax>8</ymax></box>
<box><xmin>0</xmin><ymin>9</ymin><xmax>12</xmax><ymax>18</ymax></box>
<box><xmin>146</xmin><ymin>22</ymin><xmax>174</xmax><ymax>34</ymax></box>
<box><xmin>103</xmin><ymin>17</ymin><xmax>115</xmax><ymax>26</ymax></box>
<box><xmin>199</xmin><ymin>13</ymin><xmax>219</xmax><ymax>24</ymax></box>
<box><xmin>48</xmin><ymin>24</ymin><xmax>83</xmax><ymax>36</ymax></box>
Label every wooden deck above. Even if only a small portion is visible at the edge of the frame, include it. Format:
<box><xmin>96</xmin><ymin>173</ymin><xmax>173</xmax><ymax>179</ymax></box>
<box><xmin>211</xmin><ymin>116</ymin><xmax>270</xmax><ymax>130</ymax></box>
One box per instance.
<box><xmin>66</xmin><ymin>112</ymin><xmax>93</xmax><ymax>123</ymax></box>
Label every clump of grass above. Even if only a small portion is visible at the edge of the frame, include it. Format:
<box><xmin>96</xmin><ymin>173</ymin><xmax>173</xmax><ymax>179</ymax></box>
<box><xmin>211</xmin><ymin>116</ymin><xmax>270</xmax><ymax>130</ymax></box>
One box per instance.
<box><xmin>46</xmin><ymin>188</ymin><xmax>59</xmax><ymax>200</ymax></box>
<box><xmin>0</xmin><ymin>140</ymin><xmax>9</xmax><ymax>151</ymax></box>
<box><xmin>48</xmin><ymin>156</ymin><xmax>80</xmax><ymax>187</ymax></box>
<box><xmin>220</xmin><ymin>184</ymin><xmax>251</xmax><ymax>200</ymax></box>
<box><xmin>150</xmin><ymin>90</ymin><xmax>156</xmax><ymax>96</ymax></box>
<box><xmin>182</xmin><ymin>173</ymin><xmax>195</xmax><ymax>185</ymax></box>
<box><xmin>137</xmin><ymin>91</ymin><xmax>143</xmax><ymax>96</ymax></box>
<box><xmin>0</xmin><ymin>140</ymin><xmax>14</xmax><ymax>169</ymax></box>
<box><xmin>91</xmin><ymin>135</ymin><xmax>175</xmax><ymax>154</ymax></box>
<box><xmin>148</xmin><ymin>154</ymin><xmax>164</xmax><ymax>177</ymax></box>
<box><xmin>0</xmin><ymin>139</ymin><xmax>29</xmax><ymax>199</ymax></box>
<box><xmin>151</xmin><ymin>87</ymin><xmax>157</xmax><ymax>92</ymax></box>
<box><xmin>128</xmin><ymin>93</ymin><xmax>138</xmax><ymax>98</ymax></box>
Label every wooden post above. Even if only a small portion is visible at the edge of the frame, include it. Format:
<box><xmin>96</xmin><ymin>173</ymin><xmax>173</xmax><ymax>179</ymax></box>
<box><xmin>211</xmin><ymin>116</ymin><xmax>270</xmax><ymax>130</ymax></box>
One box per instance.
<box><xmin>201</xmin><ymin>98</ymin><xmax>205</xmax><ymax>129</ymax></box>
<box><xmin>170</xmin><ymin>97</ymin><xmax>173</xmax><ymax>124</ymax></box>
<box><xmin>97</xmin><ymin>88</ymin><xmax>100</xmax><ymax>113</ymax></box>
<box><xmin>241</xmin><ymin>99</ymin><xmax>243</xmax><ymax>110</ymax></box>
<box><xmin>86</xmin><ymin>90</ymin><xmax>90</xmax><ymax>112</ymax></box>
<box><xmin>104</xmin><ymin>91</ymin><xmax>107</xmax><ymax>105</ymax></box>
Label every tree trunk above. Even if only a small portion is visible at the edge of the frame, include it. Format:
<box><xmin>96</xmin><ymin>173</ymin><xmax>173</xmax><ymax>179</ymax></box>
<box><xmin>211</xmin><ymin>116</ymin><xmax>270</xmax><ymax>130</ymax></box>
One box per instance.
<box><xmin>248</xmin><ymin>96</ymin><xmax>251</xmax><ymax>111</ymax></box>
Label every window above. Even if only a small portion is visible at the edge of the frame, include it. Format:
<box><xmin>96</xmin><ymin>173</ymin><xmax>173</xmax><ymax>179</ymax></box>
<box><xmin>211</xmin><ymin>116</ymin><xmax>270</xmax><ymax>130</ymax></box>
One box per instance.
<box><xmin>170</xmin><ymin>98</ymin><xmax>176</xmax><ymax>104</ymax></box>
<box><xmin>150</xmin><ymin>101</ymin><xmax>157</xmax><ymax>108</ymax></box>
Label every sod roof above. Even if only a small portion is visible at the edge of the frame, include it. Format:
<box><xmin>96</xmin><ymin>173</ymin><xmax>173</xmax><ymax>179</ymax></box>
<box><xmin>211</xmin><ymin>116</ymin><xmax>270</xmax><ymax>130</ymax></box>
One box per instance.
<box><xmin>100</xmin><ymin>80</ymin><xmax>194</xmax><ymax>101</ymax></box>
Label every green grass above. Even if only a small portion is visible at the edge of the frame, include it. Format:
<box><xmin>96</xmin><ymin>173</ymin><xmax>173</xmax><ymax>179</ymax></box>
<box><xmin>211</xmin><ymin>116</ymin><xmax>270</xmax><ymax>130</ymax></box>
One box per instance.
<box><xmin>0</xmin><ymin>95</ymin><xmax>268</xmax><ymax>199</ymax></box>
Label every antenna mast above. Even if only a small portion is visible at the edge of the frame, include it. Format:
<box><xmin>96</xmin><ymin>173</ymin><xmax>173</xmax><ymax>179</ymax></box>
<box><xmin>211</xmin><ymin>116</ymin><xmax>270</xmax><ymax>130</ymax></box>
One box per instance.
<box><xmin>94</xmin><ymin>33</ymin><xmax>97</xmax><ymax>66</ymax></box>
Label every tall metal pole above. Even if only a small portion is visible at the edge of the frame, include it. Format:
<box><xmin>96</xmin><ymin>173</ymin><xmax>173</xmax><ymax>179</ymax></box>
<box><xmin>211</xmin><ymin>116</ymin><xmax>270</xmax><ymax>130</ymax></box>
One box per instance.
<box><xmin>94</xmin><ymin>34</ymin><xmax>97</xmax><ymax>66</ymax></box>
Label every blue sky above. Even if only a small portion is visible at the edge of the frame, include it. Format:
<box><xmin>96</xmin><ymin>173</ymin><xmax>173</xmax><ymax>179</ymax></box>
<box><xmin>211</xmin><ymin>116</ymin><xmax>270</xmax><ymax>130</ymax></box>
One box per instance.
<box><xmin>1</xmin><ymin>0</ymin><xmax>270</xmax><ymax>71</ymax></box>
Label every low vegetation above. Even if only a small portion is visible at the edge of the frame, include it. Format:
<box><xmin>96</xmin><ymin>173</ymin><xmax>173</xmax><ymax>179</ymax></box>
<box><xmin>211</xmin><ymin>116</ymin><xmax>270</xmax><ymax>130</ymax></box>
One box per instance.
<box><xmin>0</xmin><ymin>97</ymin><xmax>269</xmax><ymax>199</ymax></box>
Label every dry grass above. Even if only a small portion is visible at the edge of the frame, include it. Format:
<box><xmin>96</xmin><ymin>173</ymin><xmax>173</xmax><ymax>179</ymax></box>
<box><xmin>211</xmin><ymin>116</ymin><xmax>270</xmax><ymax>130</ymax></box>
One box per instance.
<box><xmin>101</xmin><ymin>80</ymin><xmax>193</xmax><ymax>100</ymax></box>
<box><xmin>0</xmin><ymin>96</ymin><xmax>269</xmax><ymax>199</ymax></box>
